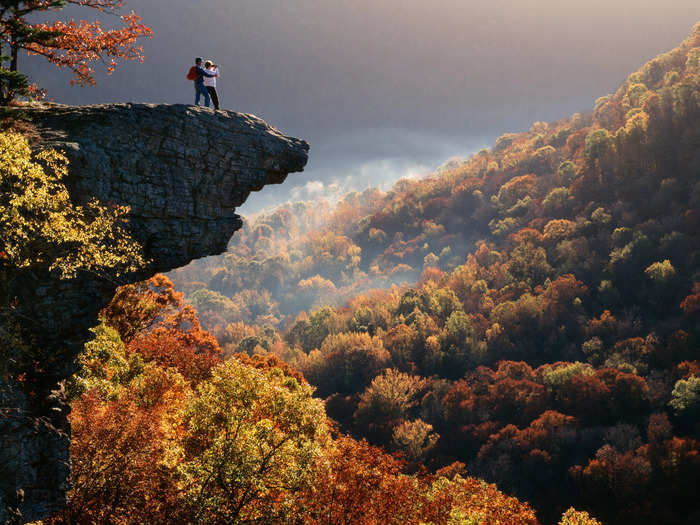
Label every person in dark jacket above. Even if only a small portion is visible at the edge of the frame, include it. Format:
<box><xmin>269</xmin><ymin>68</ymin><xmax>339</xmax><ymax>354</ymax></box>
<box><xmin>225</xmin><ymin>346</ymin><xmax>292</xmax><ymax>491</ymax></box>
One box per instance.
<box><xmin>193</xmin><ymin>57</ymin><xmax>217</xmax><ymax>107</ymax></box>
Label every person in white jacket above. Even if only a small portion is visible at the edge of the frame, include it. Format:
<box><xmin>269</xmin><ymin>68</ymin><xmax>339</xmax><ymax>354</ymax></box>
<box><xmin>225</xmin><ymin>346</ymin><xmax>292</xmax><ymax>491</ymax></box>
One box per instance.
<box><xmin>203</xmin><ymin>60</ymin><xmax>220</xmax><ymax>110</ymax></box>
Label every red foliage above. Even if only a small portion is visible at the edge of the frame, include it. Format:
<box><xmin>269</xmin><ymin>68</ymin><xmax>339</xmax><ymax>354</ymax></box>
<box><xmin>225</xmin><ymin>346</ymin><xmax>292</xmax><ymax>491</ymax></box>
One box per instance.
<box><xmin>508</xmin><ymin>227</ymin><xmax>544</xmax><ymax>247</ymax></box>
<box><xmin>102</xmin><ymin>274</ymin><xmax>184</xmax><ymax>343</ymax></box>
<box><xmin>126</xmin><ymin>303</ymin><xmax>221</xmax><ymax>384</ymax></box>
<box><xmin>680</xmin><ymin>282</ymin><xmax>700</xmax><ymax>315</ymax></box>
<box><xmin>298</xmin><ymin>435</ymin><xmax>422</xmax><ymax>525</ymax></box>
<box><xmin>541</xmin><ymin>274</ymin><xmax>588</xmax><ymax>318</ymax></box>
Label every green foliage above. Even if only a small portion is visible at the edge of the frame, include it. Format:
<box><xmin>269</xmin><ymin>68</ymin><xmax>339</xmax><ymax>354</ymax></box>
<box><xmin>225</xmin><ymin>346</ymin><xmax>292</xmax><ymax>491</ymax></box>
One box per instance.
<box><xmin>590</xmin><ymin>207</ymin><xmax>611</xmax><ymax>225</ymax></box>
<box><xmin>67</xmin><ymin>322</ymin><xmax>144</xmax><ymax>401</ymax></box>
<box><xmin>557</xmin><ymin>160</ymin><xmax>578</xmax><ymax>182</ymax></box>
<box><xmin>539</xmin><ymin>361</ymin><xmax>594</xmax><ymax>388</ymax></box>
<box><xmin>489</xmin><ymin>216</ymin><xmax>519</xmax><ymax>236</ymax></box>
<box><xmin>542</xmin><ymin>187</ymin><xmax>570</xmax><ymax>214</ymax></box>
<box><xmin>189</xmin><ymin>288</ymin><xmax>239</xmax><ymax>318</ymax></box>
<box><xmin>443</xmin><ymin>310</ymin><xmax>473</xmax><ymax>345</ymax></box>
<box><xmin>669</xmin><ymin>376</ymin><xmax>700</xmax><ymax>417</ymax></box>
<box><xmin>0</xmin><ymin>66</ymin><xmax>29</xmax><ymax>105</ymax></box>
<box><xmin>165</xmin><ymin>359</ymin><xmax>327</xmax><ymax>523</ymax></box>
<box><xmin>508</xmin><ymin>241</ymin><xmax>552</xmax><ymax>284</ymax></box>
<box><xmin>28</xmin><ymin>22</ymin><xmax>700</xmax><ymax>525</ymax></box>
<box><xmin>308</xmin><ymin>331</ymin><xmax>390</xmax><ymax>395</ymax></box>
<box><xmin>584</xmin><ymin>128</ymin><xmax>614</xmax><ymax>163</ymax></box>
<box><xmin>354</xmin><ymin>368</ymin><xmax>426</xmax><ymax>427</ymax></box>
<box><xmin>286</xmin><ymin>306</ymin><xmax>342</xmax><ymax>352</ymax></box>
<box><xmin>429</xmin><ymin>287</ymin><xmax>462</xmax><ymax>322</ymax></box>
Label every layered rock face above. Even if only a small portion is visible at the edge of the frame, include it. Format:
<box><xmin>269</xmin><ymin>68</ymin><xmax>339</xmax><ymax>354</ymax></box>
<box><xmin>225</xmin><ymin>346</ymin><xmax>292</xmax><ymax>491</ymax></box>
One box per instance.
<box><xmin>0</xmin><ymin>104</ymin><xmax>308</xmax><ymax>523</ymax></box>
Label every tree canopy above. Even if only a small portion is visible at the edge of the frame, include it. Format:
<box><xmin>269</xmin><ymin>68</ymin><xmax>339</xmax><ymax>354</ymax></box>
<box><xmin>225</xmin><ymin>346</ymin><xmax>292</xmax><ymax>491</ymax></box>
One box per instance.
<box><xmin>0</xmin><ymin>1</ymin><xmax>151</xmax><ymax>103</ymax></box>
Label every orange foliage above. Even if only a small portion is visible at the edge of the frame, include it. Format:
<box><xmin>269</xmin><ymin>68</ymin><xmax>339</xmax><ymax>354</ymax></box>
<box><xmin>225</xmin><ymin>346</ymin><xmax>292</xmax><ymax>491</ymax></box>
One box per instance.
<box><xmin>56</xmin><ymin>368</ymin><xmax>187</xmax><ymax>524</ymax></box>
<box><xmin>680</xmin><ymin>282</ymin><xmax>700</xmax><ymax>315</ymax></box>
<box><xmin>102</xmin><ymin>274</ymin><xmax>183</xmax><ymax>343</ymax></box>
<box><xmin>233</xmin><ymin>351</ymin><xmax>306</xmax><ymax>385</ymax></box>
<box><xmin>126</xmin><ymin>303</ymin><xmax>221</xmax><ymax>384</ymax></box>
<box><xmin>298</xmin><ymin>436</ymin><xmax>422</xmax><ymax>525</ymax></box>
<box><xmin>423</xmin><ymin>475</ymin><xmax>539</xmax><ymax>525</ymax></box>
<box><xmin>21</xmin><ymin>2</ymin><xmax>152</xmax><ymax>86</ymax></box>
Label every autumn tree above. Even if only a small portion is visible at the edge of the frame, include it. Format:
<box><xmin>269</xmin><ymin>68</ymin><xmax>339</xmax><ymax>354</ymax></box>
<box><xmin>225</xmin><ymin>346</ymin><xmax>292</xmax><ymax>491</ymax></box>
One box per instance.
<box><xmin>102</xmin><ymin>274</ymin><xmax>183</xmax><ymax>343</ymax></box>
<box><xmin>669</xmin><ymin>375</ymin><xmax>700</xmax><ymax>427</ymax></box>
<box><xmin>0</xmin><ymin>131</ymin><xmax>144</xmax><ymax>278</ymax></box>
<box><xmin>1</xmin><ymin>131</ymin><xmax>145</xmax><ymax>378</ymax></box>
<box><xmin>558</xmin><ymin>507</ymin><xmax>602</xmax><ymax>525</ymax></box>
<box><xmin>297</xmin><ymin>435</ymin><xmax>423</xmax><ymax>525</ymax></box>
<box><xmin>158</xmin><ymin>24</ymin><xmax>700</xmax><ymax>523</ymax></box>
<box><xmin>353</xmin><ymin>368</ymin><xmax>426</xmax><ymax>441</ymax></box>
<box><xmin>0</xmin><ymin>0</ymin><xmax>151</xmax><ymax>103</ymax></box>
<box><xmin>165</xmin><ymin>359</ymin><xmax>328</xmax><ymax>524</ymax></box>
<box><xmin>392</xmin><ymin>419</ymin><xmax>439</xmax><ymax>463</ymax></box>
<box><xmin>422</xmin><ymin>475</ymin><xmax>539</xmax><ymax>525</ymax></box>
<box><xmin>58</xmin><ymin>366</ymin><xmax>188</xmax><ymax>524</ymax></box>
<box><xmin>126</xmin><ymin>307</ymin><xmax>221</xmax><ymax>384</ymax></box>
<box><xmin>52</xmin><ymin>320</ymin><xmax>189</xmax><ymax>524</ymax></box>
<box><xmin>304</xmin><ymin>331</ymin><xmax>390</xmax><ymax>396</ymax></box>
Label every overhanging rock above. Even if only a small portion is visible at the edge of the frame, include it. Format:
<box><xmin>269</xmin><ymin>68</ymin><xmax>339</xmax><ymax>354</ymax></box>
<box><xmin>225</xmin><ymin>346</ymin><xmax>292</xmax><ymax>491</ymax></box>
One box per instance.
<box><xmin>0</xmin><ymin>103</ymin><xmax>308</xmax><ymax>522</ymax></box>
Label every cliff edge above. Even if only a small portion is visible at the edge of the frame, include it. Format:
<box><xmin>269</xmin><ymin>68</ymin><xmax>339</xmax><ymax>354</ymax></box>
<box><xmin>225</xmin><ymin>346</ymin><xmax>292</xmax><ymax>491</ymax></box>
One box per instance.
<box><xmin>0</xmin><ymin>104</ymin><xmax>309</xmax><ymax>522</ymax></box>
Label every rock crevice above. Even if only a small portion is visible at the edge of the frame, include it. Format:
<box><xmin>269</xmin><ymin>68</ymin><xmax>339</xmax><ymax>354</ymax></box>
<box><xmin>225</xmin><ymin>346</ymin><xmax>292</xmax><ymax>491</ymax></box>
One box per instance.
<box><xmin>0</xmin><ymin>103</ymin><xmax>308</xmax><ymax>523</ymax></box>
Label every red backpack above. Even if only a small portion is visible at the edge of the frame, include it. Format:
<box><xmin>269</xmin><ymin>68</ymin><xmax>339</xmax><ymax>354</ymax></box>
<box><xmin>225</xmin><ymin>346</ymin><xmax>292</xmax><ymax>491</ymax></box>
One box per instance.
<box><xmin>186</xmin><ymin>66</ymin><xmax>197</xmax><ymax>81</ymax></box>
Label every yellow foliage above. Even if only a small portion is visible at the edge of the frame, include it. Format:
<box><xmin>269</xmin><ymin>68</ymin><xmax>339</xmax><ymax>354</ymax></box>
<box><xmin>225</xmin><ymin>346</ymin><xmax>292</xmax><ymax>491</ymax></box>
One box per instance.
<box><xmin>543</xmin><ymin>219</ymin><xmax>577</xmax><ymax>242</ymax></box>
<box><xmin>558</xmin><ymin>507</ymin><xmax>602</xmax><ymax>525</ymax></box>
<box><xmin>0</xmin><ymin>132</ymin><xmax>145</xmax><ymax>278</ymax></box>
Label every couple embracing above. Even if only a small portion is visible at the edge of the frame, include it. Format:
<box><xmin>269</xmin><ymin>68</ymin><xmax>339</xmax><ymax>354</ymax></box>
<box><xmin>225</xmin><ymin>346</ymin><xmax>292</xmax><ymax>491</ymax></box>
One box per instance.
<box><xmin>189</xmin><ymin>57</ymin><xmax>221</xmax><ymax>110</ymax></box>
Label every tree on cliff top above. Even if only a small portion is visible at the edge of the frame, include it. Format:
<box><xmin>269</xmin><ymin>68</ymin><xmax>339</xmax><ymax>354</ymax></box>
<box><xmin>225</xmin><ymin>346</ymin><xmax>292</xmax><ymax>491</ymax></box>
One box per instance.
<box><xmin>0</xmin><ymin>1</ymin><xmax>151</xmax><ymax>104</ymax></box>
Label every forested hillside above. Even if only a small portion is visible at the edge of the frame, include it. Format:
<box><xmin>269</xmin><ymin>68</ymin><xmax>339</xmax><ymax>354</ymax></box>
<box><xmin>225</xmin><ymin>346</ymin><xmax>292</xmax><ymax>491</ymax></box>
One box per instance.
<box><xmin>171</xmin><ymin>22</ymin><xmax>700</xmax><ymax>524</ymax></box>
<box><xmin>52</xmin><ymin>275</ymin><xmax>569</xmax><ymax>525</ymax></box>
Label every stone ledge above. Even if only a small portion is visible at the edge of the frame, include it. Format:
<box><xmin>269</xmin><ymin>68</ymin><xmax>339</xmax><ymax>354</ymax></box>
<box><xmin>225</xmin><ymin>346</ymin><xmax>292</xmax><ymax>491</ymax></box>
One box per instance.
<box><xmin>0</xmin><ymin>103</ymin><xmax>308</xmax><ymax>523</ymax></box>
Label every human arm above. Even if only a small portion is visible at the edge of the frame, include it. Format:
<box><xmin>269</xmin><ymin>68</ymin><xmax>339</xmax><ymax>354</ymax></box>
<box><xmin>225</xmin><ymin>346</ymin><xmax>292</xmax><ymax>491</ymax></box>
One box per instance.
<box><xmin>197</xmin><ymin>66</ymin><xmax>217</xmax><ymax>78</ymax></box>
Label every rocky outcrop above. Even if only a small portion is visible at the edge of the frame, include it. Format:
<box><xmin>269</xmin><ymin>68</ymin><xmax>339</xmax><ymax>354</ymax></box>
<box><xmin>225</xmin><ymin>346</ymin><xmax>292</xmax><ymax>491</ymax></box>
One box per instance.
<box><xmin>0</xmin><ymin>104</ymin><xmax>308</xmax><ymax>523</ymax></box>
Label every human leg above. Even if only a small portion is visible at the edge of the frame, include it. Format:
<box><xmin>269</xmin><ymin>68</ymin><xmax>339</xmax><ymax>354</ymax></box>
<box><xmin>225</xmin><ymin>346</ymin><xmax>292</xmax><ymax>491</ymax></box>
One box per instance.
<box><xmin>207</xmin><ymin>87</ymin><xmax>219</xmax><ymax>110</ymax></box>
<box><xmin>203</xmin><ymin>87</ymin><xmax>211</xmax><ymax>107</ymax></box>
<box><xmin>196</xmin><ymin>83</ymin><xmax>211</xmax><ymax>106</ymax></box>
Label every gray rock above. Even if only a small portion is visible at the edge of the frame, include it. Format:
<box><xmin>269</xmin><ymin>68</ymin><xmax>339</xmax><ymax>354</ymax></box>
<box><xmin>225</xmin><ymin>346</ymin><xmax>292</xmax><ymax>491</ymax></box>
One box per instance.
<box><xmin>0</xmin><ymin>103</ymin><xmax>308</xmax><ymax>523</ymax></box>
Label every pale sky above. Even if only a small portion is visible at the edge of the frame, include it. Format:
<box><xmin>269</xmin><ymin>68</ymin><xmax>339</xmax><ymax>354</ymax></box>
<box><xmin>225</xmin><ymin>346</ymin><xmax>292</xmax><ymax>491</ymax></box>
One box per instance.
<box><xmin>24</xmin><ymin>1</ymin><xmax>700</xmax><ymax>210</ymax></box>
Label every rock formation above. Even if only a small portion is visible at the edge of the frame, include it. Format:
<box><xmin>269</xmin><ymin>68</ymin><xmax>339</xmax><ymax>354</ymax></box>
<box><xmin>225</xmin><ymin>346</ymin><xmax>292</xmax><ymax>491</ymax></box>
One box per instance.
<box><xmin>0</xmin><ymin>103</ymin><xmax>309</xmax><ymax>523</ymax></box>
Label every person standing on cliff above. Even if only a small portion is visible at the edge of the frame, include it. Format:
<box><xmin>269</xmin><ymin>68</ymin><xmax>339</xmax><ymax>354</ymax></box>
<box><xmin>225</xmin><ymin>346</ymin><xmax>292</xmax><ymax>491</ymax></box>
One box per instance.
<box><xmin>192</xmin><ymin>57</ymin><xmax>217</xmax><ymax>107</ymax></box>
<box><xmin>203</xmin><ymin>60</ymin><xmax>220</xmax><ymax>110</ymax></box>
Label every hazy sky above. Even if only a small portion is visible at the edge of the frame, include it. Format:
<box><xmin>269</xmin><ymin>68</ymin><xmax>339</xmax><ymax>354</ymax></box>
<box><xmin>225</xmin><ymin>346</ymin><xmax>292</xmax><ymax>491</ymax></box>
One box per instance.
<box><xmin>23</xmin><ymin>1</ymin><xmax>700</xmax><ymax>211</ymax></box>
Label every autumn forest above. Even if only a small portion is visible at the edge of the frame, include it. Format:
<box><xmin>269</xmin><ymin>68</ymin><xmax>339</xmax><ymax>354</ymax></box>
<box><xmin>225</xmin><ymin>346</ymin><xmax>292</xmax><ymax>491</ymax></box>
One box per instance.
<box><xmin>2</xmin><ymin>3</ymin><xmax>700</xmax><ymax>524</ymax></box>
<box><xmin>169</xmin><ymin>23</ymin><xmax>700</xmax><ymax>524</ymax></box>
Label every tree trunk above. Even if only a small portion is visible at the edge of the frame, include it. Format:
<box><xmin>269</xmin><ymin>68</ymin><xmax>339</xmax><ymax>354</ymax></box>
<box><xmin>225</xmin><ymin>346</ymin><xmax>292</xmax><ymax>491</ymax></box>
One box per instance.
<box><xmin>0</xmin><ymin>39</ymin><xmax>6</xmax><ymax>104</ymax></box>
<box><xmin>10</xmin><ymin>37</ymin><xmax>17</xmax><ymax>72</ymax></box>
